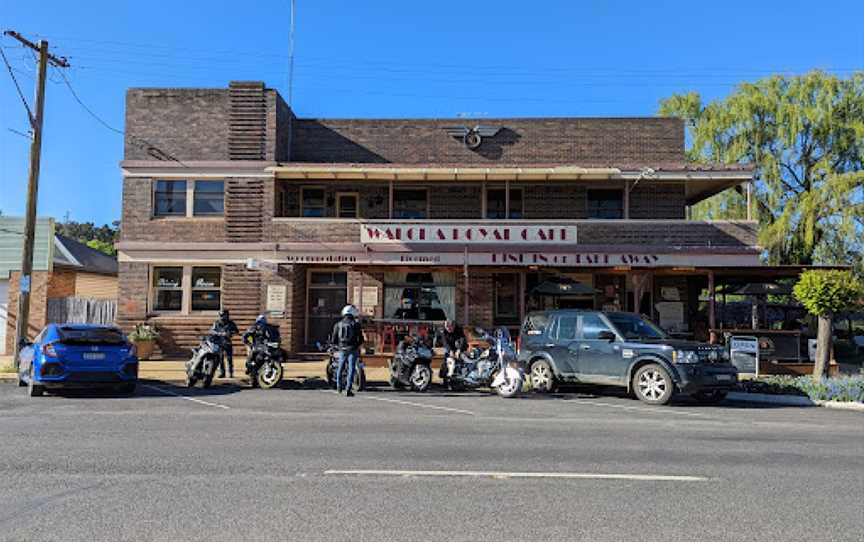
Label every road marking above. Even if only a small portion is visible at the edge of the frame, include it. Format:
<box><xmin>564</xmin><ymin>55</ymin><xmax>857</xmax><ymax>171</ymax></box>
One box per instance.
<box><xmin>143</xmin><ymin>384</ymin><xmax>230</xmax><ymax>410</ymax></box>
<box><xmin>324</xmin><ymin>469</ymin><xmax>709</xmax><ymax>482</ymax></box>
<box><xmin>322</xmin><ymin>390</ymin><xmax>475</xmax><ymax>416</ymax></box>
<box><xmin>573</xmin><ymin>399</ymin><xmax>707</xmax><ymax>417</ymax></box>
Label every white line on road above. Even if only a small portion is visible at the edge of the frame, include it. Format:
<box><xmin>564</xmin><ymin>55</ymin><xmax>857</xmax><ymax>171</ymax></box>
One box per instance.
<box><xmin>322</xmin><ymin>390</ymin><xmax>475</xmax><ymax>416</ymax></box>
<box><xmin>143</xmin><ymin>384</ymin><xmax>230</xmax><ymax>410</ymax></box>
<box><xmin>573</xmin><ymin>399</ymin><xmax>707</xmax><ymax>417</ymax></box>
<box><xmin>324</xmin><ymin>469</ymin><xmax>710</xmax><ymax>482</ymax></box>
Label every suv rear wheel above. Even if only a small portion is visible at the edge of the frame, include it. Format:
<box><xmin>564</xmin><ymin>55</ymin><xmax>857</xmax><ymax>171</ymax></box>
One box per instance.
<box><xmin>530</xmin><ymin>359</ymin><xmax>556</xmax><ymax>393</ymax></box>
<box><xmin>633</xmin><ymin>364</ymin><xmax>673</xmax><ymax>405</ymax></box>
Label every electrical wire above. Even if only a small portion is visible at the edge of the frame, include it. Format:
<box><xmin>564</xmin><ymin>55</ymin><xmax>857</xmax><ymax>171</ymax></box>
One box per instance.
<box><xmin>0</xmin><ymin>44</ymin><xmax>35</xmax><ymax>125</ymax></box>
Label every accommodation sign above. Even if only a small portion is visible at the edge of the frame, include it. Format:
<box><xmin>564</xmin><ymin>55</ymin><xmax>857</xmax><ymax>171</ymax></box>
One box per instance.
<box><xmin>361</xmin><ymin>223</ymin><xmax>578</xmax><ymax>244</ymax></box>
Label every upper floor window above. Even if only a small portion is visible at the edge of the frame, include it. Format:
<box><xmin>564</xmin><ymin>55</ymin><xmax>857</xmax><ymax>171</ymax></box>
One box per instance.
<box><xmin>193</xmin><ymin>181</ymin><xmax>225</xmax><ymax>216</ymax></box>
<box><xmin>154</xmin><ymin>181</ymin><xmax>187</xmax><ymax>217</ymax></box>
<box><xmin>587</xmin><ymin>189</ymin><xmax>623</xmax><ymax>219</ymax></box>
<box><xmin>154</xmin><ymin>180</ymin><xmax>224</xmax><ymax>217</ymax></box>
<box><xmin>486</xmin><ymin>188</ymin><xmax>523</xmax><ymax>219</ymax></box>
<box><xmin>393</xmin><ymin>189</ymin><xmax>427</xmax><ymax>219</ymax></box>
<box><xmin>302</xmin><ymin>188</ymin><xmax>326</xmax><ymax>217</ymax></box>
<box><xmin>337</xmin><ymin>193</ymin><xmax>359</xmax><ymax>218</ymax></box>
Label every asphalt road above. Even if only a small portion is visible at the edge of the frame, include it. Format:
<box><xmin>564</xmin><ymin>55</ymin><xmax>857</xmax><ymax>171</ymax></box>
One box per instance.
<box><xmin>1</xmin><ymin>378</ymin><xmax>862</xmax><ymax>542</ymax></box>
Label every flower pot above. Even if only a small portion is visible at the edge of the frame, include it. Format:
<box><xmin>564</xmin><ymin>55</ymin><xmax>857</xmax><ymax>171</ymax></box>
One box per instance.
<box><xmin>135</xmin><ymin>339</ymin><xmax>155</xmax><ymax>361</ymax></box>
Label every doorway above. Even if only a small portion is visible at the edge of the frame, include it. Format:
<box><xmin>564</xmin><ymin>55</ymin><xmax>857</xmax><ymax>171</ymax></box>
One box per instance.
<box><xmin>307</xmin><ymin>271</ymin><xmax>347</xmax><ymax>347</ymax></box>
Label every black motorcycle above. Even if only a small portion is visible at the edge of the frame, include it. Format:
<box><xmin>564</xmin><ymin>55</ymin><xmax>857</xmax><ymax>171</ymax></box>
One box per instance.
<box><xmin>444</xmin><ymin>327</ymin><xmax>524</xmax><ymax>398</ymax></box>
<box><xmin>389</xmin><ymin>335</ymin><xmax>433</xmax><ymax>392</ymax></box>
<box><xmin>185</xmin><ymin>331</ymin><xmax>228</xmax><ymax>388</ymax></box>
<box><xmin>244</xmin><ymin>336</ymin><xmax>285</xmax><ymax>389</ymax></box>
<box><xmin>319</xmin><ymin>342</ymin><xmax>366</xmax><ymax>392</ymax></box>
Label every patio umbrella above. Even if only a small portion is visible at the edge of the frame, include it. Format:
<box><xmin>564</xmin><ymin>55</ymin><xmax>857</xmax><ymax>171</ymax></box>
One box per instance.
<box><xmin>530</xmin><ymin>277</ymin><xmax>598</xmax><ymax>296</ymax></box>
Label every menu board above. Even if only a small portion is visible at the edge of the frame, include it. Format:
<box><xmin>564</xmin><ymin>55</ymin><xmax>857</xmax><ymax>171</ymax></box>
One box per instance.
<box><xmin>729</xmin><ymin>335</ymin><xmax>759</xmax><ymax>376</ymax></box>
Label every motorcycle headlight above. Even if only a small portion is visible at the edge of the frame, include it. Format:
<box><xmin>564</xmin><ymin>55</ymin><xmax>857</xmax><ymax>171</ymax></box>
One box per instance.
<box><xmin>672</xmin><ymin>350</ymin><xmax>699</xmax><ymax>364</ymax></box>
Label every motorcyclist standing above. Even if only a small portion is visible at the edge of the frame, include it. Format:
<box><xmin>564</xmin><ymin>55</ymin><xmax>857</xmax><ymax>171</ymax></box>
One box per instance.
<box><xmin>436</xmin><ymin>319</ymin><xmax>466</xmax><ymax>383</ymax></box>
<box><xmin>212</xmin><ymin>309</ymin><xmax>239</xmax><ymax>378</ymax></box>
<box><xmin>330</xmin><ymin>305</ymin><xmax>364</xmax><ymax>397</ymax></box>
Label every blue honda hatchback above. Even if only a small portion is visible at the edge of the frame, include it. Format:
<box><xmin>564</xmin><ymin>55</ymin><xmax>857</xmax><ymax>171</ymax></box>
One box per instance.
<box><xmin>17</xmin><ymin>324</ymin><xmax>139</xmax><ymax>396</ymax></box>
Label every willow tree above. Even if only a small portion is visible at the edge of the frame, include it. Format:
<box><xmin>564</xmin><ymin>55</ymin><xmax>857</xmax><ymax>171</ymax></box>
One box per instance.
<box><xmin>659</xmin><ymin>71</ymin><xmax>864</xmax><ymax>268</ymax></box>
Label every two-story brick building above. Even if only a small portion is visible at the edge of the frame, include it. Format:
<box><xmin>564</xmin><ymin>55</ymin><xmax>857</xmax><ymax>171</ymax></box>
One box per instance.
<box><xmin>118</xmin><ymin>81</ymin><xmax>766</xmax><ymax>356</ymax></box>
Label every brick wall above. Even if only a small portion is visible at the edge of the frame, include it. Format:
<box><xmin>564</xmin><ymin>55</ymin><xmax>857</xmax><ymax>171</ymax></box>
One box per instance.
<box><xmin>117</xmin><ymin>262</ymin><xmax>149</xmax><ymax>325</ymax></box>
<box><xmin>121</xmin><ymin>178</ymin><xmax>226</xmax><ymax>242</ymax></box>
<box><xmin>290</xmin><ymin>117</ymin><xmax>684</xmax><ymax>166</ymax></box>
<box><xmin>630</xmin><ymin>183</ymin><xmax>686</xmax><ymax>219</ymax></box>
<box><xmin>5</xmin><ymin>271</ymin><xmax>50</xmax><ymax>352</ymax></box>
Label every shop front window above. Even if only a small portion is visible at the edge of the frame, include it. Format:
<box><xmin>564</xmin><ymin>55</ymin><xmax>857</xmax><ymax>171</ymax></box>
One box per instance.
<box><xmin>384</xmin><ymin>272</ymin><xmax>454</xmax><ymax>321</ymax></box>
<box><xmin>191</xmin><ymin>267</ymin><xmax>221</xmax><ymax>311</ymax></box>
<box><xmin>152</xmin><ymin>267</ymin><xmax>183</xmax><ymax>311</ymax></box>
<box><xmin>393</xmin><ymin>189</ymin><xmax>428</xmax><ymax>219</ymax></box>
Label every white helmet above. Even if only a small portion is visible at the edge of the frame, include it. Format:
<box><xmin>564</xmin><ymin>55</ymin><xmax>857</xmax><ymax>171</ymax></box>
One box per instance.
<box><xmin>341</xmin><ymin>304</ymin><xmax>360</xmax><ymax>318</ymax></box>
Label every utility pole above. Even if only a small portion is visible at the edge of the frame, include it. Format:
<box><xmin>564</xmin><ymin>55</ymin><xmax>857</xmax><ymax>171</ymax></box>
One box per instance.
<box><xmin>3</xmin><ymin>31</ymin><xmax>69</xmax><ymax>366</ymax></box>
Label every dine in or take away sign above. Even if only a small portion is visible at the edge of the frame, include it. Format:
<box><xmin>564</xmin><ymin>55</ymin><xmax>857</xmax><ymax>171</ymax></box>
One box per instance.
<box><xmin>361</xmin><ymin>223</ymin><xmax>579</xmax><ymax>244</ymax></box>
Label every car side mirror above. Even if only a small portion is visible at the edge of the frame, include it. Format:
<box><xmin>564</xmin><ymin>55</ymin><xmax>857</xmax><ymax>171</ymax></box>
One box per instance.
<box><xmin>598</xmin><ymin>331</ymin><xmax>616</xmax><ymax>342</ymax></box>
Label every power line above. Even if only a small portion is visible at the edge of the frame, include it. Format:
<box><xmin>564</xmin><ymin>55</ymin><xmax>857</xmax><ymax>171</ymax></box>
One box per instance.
<box><xmin>0</xmin><ymin>44</ymin><xmax>34</xmax><ymax>124</ymax></box>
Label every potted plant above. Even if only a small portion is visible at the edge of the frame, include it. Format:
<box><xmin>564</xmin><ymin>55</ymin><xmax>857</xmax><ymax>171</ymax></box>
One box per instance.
<box><xmin>129</xmin><ymin>323</ymin><xmax>159</xmax><ymax>361</ymax></box>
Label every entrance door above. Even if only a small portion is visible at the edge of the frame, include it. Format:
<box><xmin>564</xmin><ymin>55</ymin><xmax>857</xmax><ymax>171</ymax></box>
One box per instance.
<box><xmin>307</xmin><ymin>272</ymin><xmax>347</xmax><ymax>348</ymax></box>
<box><xmin>576</xmin><ymin>313</ymin><xmax>624</xmax><ymax>382</ymax></box>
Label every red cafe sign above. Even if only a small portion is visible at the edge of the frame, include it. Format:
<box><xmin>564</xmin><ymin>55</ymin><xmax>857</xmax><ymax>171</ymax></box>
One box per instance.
<box><xmin>361</xmin><ymin>223</ymin><xmax>578</xmax><ymax>244</ymax></box>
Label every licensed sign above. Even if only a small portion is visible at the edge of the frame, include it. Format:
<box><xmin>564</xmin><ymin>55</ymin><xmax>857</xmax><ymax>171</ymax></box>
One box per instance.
<box><xmin>729</xmin><ymin>335</ymin><xmax>759</xmax><ymax>376</ymax></box>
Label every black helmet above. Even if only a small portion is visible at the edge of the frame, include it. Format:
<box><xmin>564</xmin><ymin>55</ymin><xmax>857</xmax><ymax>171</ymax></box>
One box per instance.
<box><xmin>219</xmin><ymin>309</ymin><xmax>229</xmax><ymax>320</ymax></box>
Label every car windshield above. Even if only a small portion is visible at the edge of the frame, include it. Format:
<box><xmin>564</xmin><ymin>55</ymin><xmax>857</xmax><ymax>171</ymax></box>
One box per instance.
<box><xmin>606</xmin><ymin>313</ymin><xmax>668</xmax><ymax>340</ymax></box>
<box><xmin>58</xmin><ymin>326</ymin><xmax>127</xmax><ymax>345</ymax></box>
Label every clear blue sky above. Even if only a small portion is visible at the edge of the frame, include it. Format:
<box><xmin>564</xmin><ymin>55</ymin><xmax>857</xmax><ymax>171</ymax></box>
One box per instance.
<box><xmin>1</xmin><ymin>0</ymin><xmax>862</xmax><ymax>225</ymax></box>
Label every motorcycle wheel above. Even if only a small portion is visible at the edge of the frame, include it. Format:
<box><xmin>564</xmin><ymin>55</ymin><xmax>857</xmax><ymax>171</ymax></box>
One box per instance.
<box><xmin>185</xmin><ymin>371</ymin><xmax>198</xmax><ymax>388</ymax></box>
<box><xmin>389</xmin><ymin>375</ymin><xmax>405</xmax><ymax>390</ymax></box>
<box><xmin>340</xmin><ymin>366</ymin><xmax>365</xmax><ymax>392</ymax></box>
<box><xmin>257</xmin><ymin>361</ymin><xmax>283</xmax><ymax>389</ymax></box>
<box><xmin>202</xmin><ymin>359</ymin><xmax>215</xmax><ymax>388</ymax></box>
<box><xmin>409</xmin><ymin>364</ymin><xmax>432</xmax><ymax>392</ymax></box>
<box><xmin>326</xmin><ymin>362</ymin><xmax>337</xmax><ymax>390</ymax></box>
<box><xmin>495</xmin><ymin>372</ymin><xmax>523</xmax><ymax>399</ymax></box>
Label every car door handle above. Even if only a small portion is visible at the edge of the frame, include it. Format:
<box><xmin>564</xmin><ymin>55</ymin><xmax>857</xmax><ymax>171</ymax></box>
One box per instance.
<box><xmin>580</xmin><ymin>344</ymin><xmax>591</xmax><ymax>350</ymax></box>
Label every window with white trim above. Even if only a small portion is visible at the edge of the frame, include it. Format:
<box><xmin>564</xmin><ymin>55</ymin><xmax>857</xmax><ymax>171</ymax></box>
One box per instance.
<box><xmin>152</xmin><ymin>267</ymin><xmax>184</xmax><ymax>311</ymax></box>
<box><xmin>191</xmin><ymin>267</ymin><xmax>222</xmax><ymax>311</ymax></box>
<box><xmin>150</xmin><ymin>265</ymin><xmax>222</xmax><ymax>314</ymax></box>
<box><xmin>153</xmin><ymin>180</ymin><xmax>224</xmax><ymax>217</ymax></box>
<box><xmin>193</xmin><ymin>181</ymin><xmax>225</xmax><ymax>216</ymax></box>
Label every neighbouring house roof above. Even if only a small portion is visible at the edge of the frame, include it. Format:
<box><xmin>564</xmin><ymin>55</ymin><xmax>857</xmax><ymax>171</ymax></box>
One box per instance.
<box><xmin>54</xmin><ymin>234</ymin><xmax>118</xmax><ymax>276</ymax></box>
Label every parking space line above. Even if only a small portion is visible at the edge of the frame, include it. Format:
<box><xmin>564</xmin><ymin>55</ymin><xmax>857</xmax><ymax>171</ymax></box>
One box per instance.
<box><xmin>143</xmin><ymin>384</ymin><xmax>230</xmax><ymax>410</ymax></box>
<box><xmin>572</xmin><ymin>399</ymin><xmax>708</xmax><ymax>417</ymax></box>
<box><xmin>322</xmin><ymin>391</ymin><xmax>475</xmax><ymax>416</ymax></box>
<box><xmin>324</xmin><ymin>469</ymin><xmax>710</xmax><ymax>482</ymax></box>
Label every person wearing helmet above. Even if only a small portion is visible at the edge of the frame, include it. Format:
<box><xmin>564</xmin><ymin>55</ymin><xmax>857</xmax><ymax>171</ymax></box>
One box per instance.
<box><xmin>330</xmin><ymin>304</ymin><xmax>364</xmax><ymax>396</ymax></box>
<box><xmin>211</xmin><ymin>309</ymin><xmax>239</xmax><ymax>378</ymax></box>
<box><xmin>436</xmin><ymin>319</ymin><xmax>466</xmax><ymax>383</ymax></box>
<box><xmin>242</xmin><ymin>314</ymin><xmax>280</xmax><ymax>372</ymax></box>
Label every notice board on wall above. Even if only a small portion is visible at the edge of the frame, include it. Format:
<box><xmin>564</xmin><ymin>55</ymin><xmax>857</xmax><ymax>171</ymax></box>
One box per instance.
<box><xmin>266</xmin><ymin>284</ymin><xmax>287</xmax><ymax>315</ymax></box>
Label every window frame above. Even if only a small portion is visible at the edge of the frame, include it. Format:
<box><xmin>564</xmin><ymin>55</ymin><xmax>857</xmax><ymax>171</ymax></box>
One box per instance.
<box><xmin>301</xmin><ymin>186</ymin><xmax>327</xmax><ymax>218</ymax></box>
<box><xmin>190</xmin><ymin>266</ymin><xmax>222</xmax><ymax>312</ymax></box>
<box><xmin>485</xmin><ymin>187</ymin><xmax>524</xmax><ymax>219</ymax></box>
<box><xmin>151</xmin><ymin>266</ymin><xmax>185</xmax><ymax>313</ymax></box>
<box><xmin>392</xmin><ymin>187</ymin><xmax>429</xmax><ymax>219</ymax></box>
<box><xmin>586</xmin><ymin>189</ymin><xmax>624</xmax><ymax>220</ymax></box>
<box><xmin>336</xmin><ymin>192</ymin><xmax>360</xmax><ymax>219</ymax></box>
<box><xmin>149</xmin><ymin>265</ymin><xmax>223</xmax><ymax>315</ymax></box>
<box><xmin>152</xmin><ymin>179</ymin><xmax>225</xmax><ymax>219</ymax></box>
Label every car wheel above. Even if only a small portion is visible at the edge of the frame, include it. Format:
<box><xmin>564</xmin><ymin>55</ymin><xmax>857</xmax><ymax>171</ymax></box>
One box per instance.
<box><xmin>530</xmin><ymin>359</ymin><xmax>556</xmax><ymax>393</ymax></box>
<box><xmin>633</xmin><ymin>364</ymin><xmax>673</xmax><ymax>405</ymax></box>
<box><xmin>692</xmin><ymin>390</ymin><xmax>727</xmax><ymax>405</ymax></box>
<box><xmin>28</xmin><ymin>366</ymin><xmax>44</xmax><ymax>397</ymax></box>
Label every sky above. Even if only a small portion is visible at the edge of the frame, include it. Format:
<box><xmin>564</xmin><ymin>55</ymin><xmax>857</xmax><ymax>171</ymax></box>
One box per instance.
<box><xmin>1</xmin><ymin>0</ymin><xmax>862</xmax><ymax>226</ymax></box>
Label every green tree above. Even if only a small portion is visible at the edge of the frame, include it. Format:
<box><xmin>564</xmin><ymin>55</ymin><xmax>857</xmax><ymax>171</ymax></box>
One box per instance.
<box><xmin>793</xmin><ymin>270</ymin><xmax>863</xmax><ymax>378</ymax></box>
<box><xmin>659</xmin><ymin>71</ymin><xmax>864</xmax><ymax>268</ymax></box>
<box><xmin>57</xmin><ymin>220</ymin><xmax>120</xmax><ymax>256</ymax></box>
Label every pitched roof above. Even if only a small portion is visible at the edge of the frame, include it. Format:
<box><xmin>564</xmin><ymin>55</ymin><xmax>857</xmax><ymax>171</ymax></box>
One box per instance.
<box><xmin>54</xmin><ymin>234</ymin><xmax>118</xmax><ymax>276</ymax></box>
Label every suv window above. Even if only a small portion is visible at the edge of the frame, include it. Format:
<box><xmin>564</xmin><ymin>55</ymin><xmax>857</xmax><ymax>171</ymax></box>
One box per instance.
<box><xmin>556</xmin><ymin>314</ymin><xmax>578</xmax><ymax>341</ymax></box>
<box><xmin>581</xmin><ymin>313</ymin><xmax>613</xmax><ymax>340</ymax></box>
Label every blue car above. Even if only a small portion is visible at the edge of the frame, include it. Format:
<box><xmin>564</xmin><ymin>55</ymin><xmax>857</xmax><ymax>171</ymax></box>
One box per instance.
<box><xmin>17</xmin><ymin>324</ymin><xmax>139</xmax><ymax>396</ymax></box>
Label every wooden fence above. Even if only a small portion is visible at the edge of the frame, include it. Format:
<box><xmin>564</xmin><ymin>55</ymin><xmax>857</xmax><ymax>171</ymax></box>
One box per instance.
<box><xmin>47</xmin><ymin>297</ymin><xmax>117</xmax><ymax>325</ymax></box>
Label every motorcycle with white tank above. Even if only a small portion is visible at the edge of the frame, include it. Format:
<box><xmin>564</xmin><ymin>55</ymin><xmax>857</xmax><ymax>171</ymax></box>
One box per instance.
<box><xmin>445</xmin><ymin>327</ymin><xmax>524</xmax><ymax>398</ymax></box>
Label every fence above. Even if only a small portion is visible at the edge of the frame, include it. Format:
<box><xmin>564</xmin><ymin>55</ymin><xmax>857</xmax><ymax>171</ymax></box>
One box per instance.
<box><xmin>47</xmin><ymin>297</ymin><xmax>117</xmax><ymax>325</ymax></box>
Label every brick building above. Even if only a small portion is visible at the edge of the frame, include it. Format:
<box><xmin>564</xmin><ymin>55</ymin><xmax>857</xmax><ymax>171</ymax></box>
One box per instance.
<box><xmin>118</xmin><ymin>81</ymin><xmax>767</xmax><ymax>356</ymax></box>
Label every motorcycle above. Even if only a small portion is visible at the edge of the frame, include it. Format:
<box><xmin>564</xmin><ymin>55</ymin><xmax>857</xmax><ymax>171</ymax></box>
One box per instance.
<box><xmin>244</xmin><ymin>336</ymin><xmax>285</xmax><ymax>389</ymax></box>
<box><xmin>319</xmin><ymin>342</ymin><xmax>366</xmax><ymax>392</ymax></box>
<box><xmin>445</xmin><ymin>327</ymin><xmax>524</xmax><ymax>398</ymax></box>
<box><xmin>185</xmin><ymin>330</ymin><xmax>228</xmax><ymax>388</ymax></box>
<box><xmin>389</xmin><ymin>335</ymin><xmax>433</xmax><ymax>392</ymax></box>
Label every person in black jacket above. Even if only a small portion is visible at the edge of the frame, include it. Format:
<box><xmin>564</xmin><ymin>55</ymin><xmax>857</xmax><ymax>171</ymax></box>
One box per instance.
<box><xmin>212</xmin><ymin>309</ymin><xmax>239</xmax><ymax>378</ymax></box>
<box><xmin>330</xmin><ymin>305</ymin><xmax>365</xmax><ymax>397</ymax></box>
<box><xmin>242</xmin><ymin>314</ymin><xmax>279</xmax><ymax>374</ymax></box>
<box><xmin>436</xmin><ymin>319</ymin><xmax>467</xmax><ymax>382</ymax></box>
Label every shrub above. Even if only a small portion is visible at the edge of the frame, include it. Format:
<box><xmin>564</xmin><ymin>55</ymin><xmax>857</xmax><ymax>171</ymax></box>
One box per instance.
<box><xmin>128</xmin><ymin>323</ymin><xmax>159</xmax><ymax>342</ymax></box>
<box><xmin>741</xmin><ymin>375</ymin><xmax>864</xmax><ymax>403</ymax></box>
